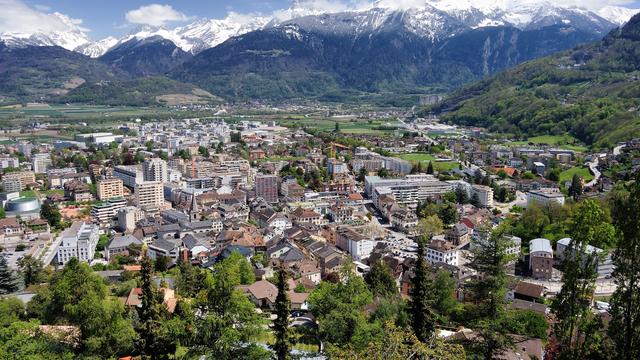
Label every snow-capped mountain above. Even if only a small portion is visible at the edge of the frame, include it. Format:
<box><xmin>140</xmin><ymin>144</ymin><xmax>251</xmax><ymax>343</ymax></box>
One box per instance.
<box><xmin>0</xmin><ymin>12</ymin><xmax>90</xmax><ymax>51</ymax></box>
<box><xmin>2</xmin><ymin>1</ymin><xmax>639</xmax><ymax>58</ymax></box>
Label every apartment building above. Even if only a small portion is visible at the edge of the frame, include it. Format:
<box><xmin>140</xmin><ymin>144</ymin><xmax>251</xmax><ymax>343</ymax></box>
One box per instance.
<box><xmin>143</xmin><ymin>158</ymin><xmax>169</xmax><ymax>183</ymax></box>
<box><xmin>97</xmin><ymin>178</ymin><xmax>125</xmax><ymax>200</ymax></box>
<box><xmin>113</xmin><ymin>165</ymin><xmax>144</xmax><ymax>188</ymax></box>
<box><xmin>31</xmin><ymin>153</ymin><xmax>52</xmax><ymax>174</ymax></box>
<box><xmin>255</xmin><ymin>174</ymin><xmax>279</xmax><ymax>203</ymax></box>
<box><xmin>135</xmin><ymin>181</ymin><xmax>165</xmax><ymax>208</ymax></box>
<box><xmin>55</xmin><ymin>221</ymin><xmax>99</xmax><ymax>265</ymax></box>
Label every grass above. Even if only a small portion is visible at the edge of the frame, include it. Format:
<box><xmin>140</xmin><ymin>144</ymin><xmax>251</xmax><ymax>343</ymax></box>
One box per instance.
<box><xmin>396</xmin><ymin>153</ymin><xmax>460</xmax><ymax>172</ymax></box>
<box><xmin>509</xmin><ymin>135</ymin><xmax>588</xmax><ymax>152</ymax></box>
<box><xmin>19</xmin><ymin>190</ymin><xmax>37</xmax><ymax>198</ymax></box>
<box><xmin>559</xmin><ymin>166</ymin><xmax>594</xmax><ymax>184</ymax></box>
<box><xmin>252</xmin><ymin>331</ymin><xmax>320</xmax><ymax>353</ymax></box>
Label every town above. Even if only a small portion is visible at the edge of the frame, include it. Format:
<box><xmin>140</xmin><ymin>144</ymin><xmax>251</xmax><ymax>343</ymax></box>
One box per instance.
<box><xmin>0</xmin><ymin>112</ymin><xmax>636</xmax><ymax>359</ymax></box>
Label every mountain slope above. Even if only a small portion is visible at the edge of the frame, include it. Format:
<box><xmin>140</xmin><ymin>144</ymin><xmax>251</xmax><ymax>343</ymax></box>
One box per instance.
<box><xmin>0</xmin><ymin>43</ymin><xmax>125</xmax><ymax>103</ymax></box>
<box><xmin>430</xmin><ymin>12</ymin><xmax>640</xmax><ymax>146</ymax></box>
<box><xmin>170</xmin><ymin>15</ymin><xmax>602</xmax><ymax>101</ymax></box>
<box><xmin>99</xmin><ymin>36</ymin><xmax>192</xmax><ymax>77</ymax></box>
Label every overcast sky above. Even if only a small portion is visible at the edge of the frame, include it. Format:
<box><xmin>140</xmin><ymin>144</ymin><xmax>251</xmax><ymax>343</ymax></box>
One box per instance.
<box><xmin>2</xmin><ymin>0</ymin><xmax>640</xmax><ymax>40</ymax></box>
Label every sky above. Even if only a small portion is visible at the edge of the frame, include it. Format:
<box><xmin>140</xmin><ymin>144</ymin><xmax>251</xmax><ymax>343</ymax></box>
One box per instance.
<box><xmin>3</xmin><ymin>0</ymin><xmax>640</xmax><ymax>40</ymax></box>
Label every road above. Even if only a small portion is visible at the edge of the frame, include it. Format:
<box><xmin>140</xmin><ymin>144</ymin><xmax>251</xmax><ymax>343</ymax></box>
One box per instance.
<box><xmin>494</xmin><ymin>191</ymin><xmax>527</xmax><ymax>213</ymax></box>
<box><xmin>613</xmin><ymin>144</ymin><xmax>626</xmax><ymax>156</ymax></box>
<box><xmin>585</xmin><ymin>156</ymin><xmax>602</xmax><ymax>188</ymax></box>
<box><xmin>525</xmin><ymin>278</ymin><xmax>616</xmax><ymax>296</ymax></box>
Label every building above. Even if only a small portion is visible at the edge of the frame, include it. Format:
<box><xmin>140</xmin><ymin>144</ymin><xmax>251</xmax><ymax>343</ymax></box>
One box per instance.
<box><xmin>527</xmin><ymin>188</ymin><xmax>565</xmax><ymax>207</ymax></box>
<box><xmin>390</xmin><ymin>208</ymin><xmax>419</xmax><ymax>236</ymax></box>
<box><xmin>427</xmin><ymin>239</ymin><xmax>459</xmax><ymax>266</ymax></box>
<box><xmin>289</xmin><ymin>207</ymin><xmax>327</xmax><ymax>226</ymax></box>
<box><xmin>556</xmin><ymin>238</ymin><xmax>614</xmax><ymax>279</ymax></box>
<box><xmin>117</xmin><ymin>206</ymin><xmax>145</xmax><ymax>233</ymax></box>
<box><xmin>135</xmin><ymin>181</ymin><xmax>165</xmax><ymax>209</ymax></box>
<box><xmin>75</xmin><ymin>132</ymin><xmax>123</xmax><ymax>146</ymax></box>
<box><xmin>336</xmin><ymin>227</ymin><xmax>375</xmax><ymax>261</ymax></box>
<box><xmin>382</xmin><ymin>157</ymin><xmax>412</xmax><ymax>175</ymax></box>
<box><xmin>55</xmin><ymin>221</ymin><xmax>99</xmax><ymax>265</ymax></box>
<box><xmin>113</xmin><ymin>165</ymin><xmax>144</xmax><ymax>189</ymax></box>
<box><xmin>143</xmin><ymin>158</ymin><xmax>169</xmax><ymax>183</ymax></box>
<box><xmin>529</xmin><ymin>238</ymin><xmax>553</xmax><ymax>280</ymax></box>
<box><xmin>471</xmin><ymin>185</ymin><xmax>494</xmax><ymax>208</ymax></box>
<box><xmin>64</xmin><ymin>180</ymin><xmax>93</xmax><ymax>202</ymax></box>
<box><xmin>105</xmin><ymin>234</ymin><xmax>143</xmax><ymax>261</ymax></box>
<box><xmin>365</xmin><ymin>175</ymin><xmax>453</xmax><ymax>209</ymax></box>
<box><xmin>91</xmin><ymin>198</ymin><xmax>127</xmax><ymax>226</ymax></box>
<box><xmin>31</xmin><ymin>153</ymin><xmax>52</xmax><ymax>174</ymax></box>
<box><xmin>255</xmin><ymin>174</ymin><xmax>279</xmax><ymax>204</ymax></box>
<box><xmin>2</xmin><ymin>170</ymin><xmax>36</xmax><ymax>192</ymax></box>
<box><xmin>5</xmin><ymin>197</ymin><xmax>40</xmax><ymax>220</ymax></box>
<box><xmin>0</xmin><ymin>156</ymin><xmax>19</xmax><ymax>170</ymax></box>
<box><xmin>327</xmin><ymin>159</ymin><xmax>348</xmax><ymax>175</ymax></box>
<box><xmin>97</xmin><ymin>178</ymin><xmax>124</xmax><ymax>200</ymax></box>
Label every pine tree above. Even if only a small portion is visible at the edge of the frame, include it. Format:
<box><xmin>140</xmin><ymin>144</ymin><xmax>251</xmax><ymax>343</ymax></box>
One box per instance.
<box><xmin>552</xmin><ymin>200</ymin><xmax>614</xmax><ymax>359</ymax></box>
<box><xmin>272</xmin><ymin>264</ymin><xmax>292</xmax><ymax>360</ymax></box>
<box><xmin>468</xmin><ymin>225</ymin><xmax>516</xmax><ymax>359</ymax></box>
<box><xmin>426</xmin><ymin>161</ymin><xmax>434</xmax><ymax>174</ymax></box>
<box><xmin>0</xmin><ymin>254</ymin><xmax>19</xmax><ymax>294</ymax></box>
<box><xmin>568</xmin><ymin>174</ymin><xmax>583</xmax><ymax>200</ymax></box>
<box><xmin>609</xmin><ymin>177</ymin><xmax>640</xmax><ymax>360</ymax></box>
<box><xmin>470</xmin><ymin>192</ymin><xmax>482</xmax><ymax>208</ymax></box>
<box><xmin>17</xmin><ymin>255</ymin><xmax>44</xmax><ymax>287</ymax></box>
<box><xmin>137</xmin><ymin>251</ymin><xmax>174</xmax><ymax>359</ymax></box>
<box><xmin>410</xmin><ymin>234</ymin><xmax>436</xmax><ymax>342</ymax></box>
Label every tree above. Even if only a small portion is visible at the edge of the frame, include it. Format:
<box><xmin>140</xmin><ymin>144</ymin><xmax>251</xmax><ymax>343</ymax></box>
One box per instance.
<box><xmin>552</xmin><ymin>200</ymin><xmax>614</xmax><ymax>359</ymax></box>
<box><xmin>470</xmin><ymin>192</ymin><xmax>482</xmax><ymax>208</ymax></box>
<box><xmin>272</xmin><ymin>264</ymin><xmax>292</xmax><ymax>360</ymax></box>
<box><xmin>568</xmin><ymin>174</ymin><xmax>584</xmax><ymax>200</ymax></box>
<box><xmin>426</xmin><ymin>161</ymin><xmax>434</xmax><ymax>174</ymax></box>
<box><xmin>417</xmin><ymin>215</ymin><xmax>443</xmax><ymax>240</ymax></box>
<box><xmin>137</xmin><ymin>252</ymin><xmax>175</xmax><ymax>359</ymax></box>
<box><xmin>334</xmin><ymin>122</ymin><xmax>340</xmax><ymax>133</ymax></box>
<box><xmin>0</xmin><ymin>255</ymin><xmax>19</xmax><ymax>294</ymax></box>
<box><xmin>438</xmin><ymin>202</ymin><xmax>460</xmax><ymax>225</ymax></box>
<box><xmin>198</xmin><ymin>145</ymin><xmax>210</xmax><ymax>158</ymax></box>
<box><xmin>410</xmin><ymin>234</ymin><xmax>436</xmax><ymax>342</ymax></box>
<box><xmin>27</xmin><ymin>258</ymin><xmax>136</xmax><ymax>356</ymax></box>
<box><xmin>154</xmin><ymin>255</ymin><xmax>170</xmax><ymax>272</ymax></box>
<box><xmin>609</xmin><ymin>176</ymin><xmax>640</xmax><ymax>360</ymax></box>
<box><xmin>357</xmin><ymin>167</ymin><xmax>367</xmax><ymax>182</ymax></box>
<box><xmin>468</xmin><ymin>225</ymin><xmax>517</xmax><ymax>359</ymax></box>
<box><xmin>0</xmin><ymin>207</ymin><xmax>5</xmax><ymax>219</ymax></box>
<box><xmin>455</xmin><ymin>187</ymin><xmax>470</xmax><ymax>204</ymax></box>
<box><xmin>364</xmin><ymin>261</ymin><xmax>398</xmax><ymax>299</ymax></box>
<box><xmin>0</xmin><ymin>320</ymin><xmax>75</xmax><ymax>359</ymax></box>
<box><xmin>17</xmin><ymin>255</ymin><xmax>45</xmax><ymax>287</ymax></box>
<box><xmin>145</xmin><ymin>140</ymin><xmax>154</xmax><ymax>152</ymax></box>
<box><xmin>431</xmin><ymin>270</ymin><xmax>458</xmax><ymax>317</ymax></box>
<box><xmin>40</xmin><ymin>201</ymin><xmax>61</xmax><ymax>228</ymax></box>
<box><xmin>176</xmin><ymin>260</ymin><xmax>206</xmax><ymax>298</ymax></box>
<box><xmin>377</xmin><ymin>168</ymin><xmax>389</xmax><ymax>178</ymax></box>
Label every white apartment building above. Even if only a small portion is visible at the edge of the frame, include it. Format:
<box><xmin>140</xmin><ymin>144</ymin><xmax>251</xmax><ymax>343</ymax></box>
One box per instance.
<box><xmin>136</xmin><ymin>181</ymin><xmax>165</xmax><ymax>208</ymax></box>
<box><xmin>113</xmin><ymin>165</ymin><xmax>144</xmax><ymax>188</ymax></box>
<box><xmin>91</xmin><ymin>198</ymin><xmax>127</xmax><ymax>226</ymax></box>
<box><xmin>426</xmin><ymin>239</ymin><xmax>459</xmax><ymax>266</ymax></box>
<box><xmin>55</xmin><ymin>221</ymin><xmax>99</xmax><ymax>265</ymax></box>
<box><xmin>0</xmin><ymin>156</ymin><xmax>19</xmax><ymax>170</ymax></box>
<box><xmin>117</xmin><ymin>206</ymin><xmax>145</xmax><ymax>233</ymax></box>
<box><xmin>472</xmin><ymin>184</ymin><xmax>494</xmax><ymax>208</ymax></box>
<box><xmin>365</xmin><ymin>174</ymin><xmax>453</xmax><ymax>209</ymax></box>
<box><xmin>143</xmin><ymin>158</ymin><xmax>169</xmax><ymax>183</ymax></box>
<box><xmin>527</xmin><ymin>188</ymin><xmax>565</xmax><ymax>207</ymax></box>
<box><xmin>31</xmin><ymin>153</ymin><xmax>52</xmax><ymax>174</ymax></box>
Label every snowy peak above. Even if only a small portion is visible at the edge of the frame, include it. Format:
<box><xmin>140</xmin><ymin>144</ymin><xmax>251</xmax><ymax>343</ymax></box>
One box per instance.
<box><xmin>75</xmin><ymin>36</ymin><xmax>118</xmax><ymax>58</ymax></box>
<box><xmin>598</xmin><ymin>6</ymin><xmax>639</xmax><ymax>26</ymax></box>
<box><xmin>0</xmin><ymin>12</ymin><xmax>89</xmax><ymax>51</ymax></box>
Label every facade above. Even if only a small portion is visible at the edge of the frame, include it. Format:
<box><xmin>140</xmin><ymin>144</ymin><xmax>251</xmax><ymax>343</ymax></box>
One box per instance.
<box><xmin>382</xmin><ymin>157</ymin><xmax>412</xmax><ymax>175</ymax></box>
<box><xmin>55</xmin><ymin>221</ymin><xmax>99</xmax><ymax>265</ymax></box>
<box><xmin>117</xmin><ymin>206</ymin><xmax>145</xmax><ymax>233</ymax></box>
<box><xmin>529</xmin><ymin>238</ymin><xmax>553</xmax><ymax>280</ymax></box>
<box><xmin>97</xmin><ymin>178</ymin><xmax>124</xmax><ymax>200</ymax></box>
<box><xmin>0</xmin><ymin>156</ymin><xmax>19</xmax><ymax>170</ymax></box>
<box><xmin>556</xmin><ymin>238</ymin><xmax>614</xmax><ymax>279</ymax></box>
<box><xmin>113</xmin><ymin>165</ymin><xmax>144</xmax><ymax>188</ymax></box>
<box><xmin>31</xmin><ymin>153</ymin><xmax>52</xmax><ymax>174</ymax></box>
<box><xmin>143</xmin><ymin>158</ymin><xmax>169</xmax><ymax>183</ymax></box>
<box><xmin>2</xmin><ymin>170</ymin><xmax>36</xmax><ymax>192</ymax></box>
<box><xmin>255</xmin><ymin>174</ymin><xmax>279</xmax><ymax>204</ymax></box>
<box><xmin>527</xmin><ymin>188</ymin><xmax>565</xmax><ymax>207</ymax></box>
<box><xmin>427</xmin><ymin>239</ymin><xmax>459</xmax><ymax>266</ymax></box>
<box><xmin>135</xmin><ymin>181</ymin><xmax>165</xmax><ymax>208</ymax></box>
<box><xmin>365</xmin><ymin>175</ymin><xmax>453</xmax><ymax>209</ymax></box>
<box><xmin>91</xmin><ymin>198</ymin><xmax>127</xmax><ymax>226</ymax></box>
<box><xmin>471</xmin><ymin>185</ymin><xmax>494</xmax><ymax>208</ymax></box>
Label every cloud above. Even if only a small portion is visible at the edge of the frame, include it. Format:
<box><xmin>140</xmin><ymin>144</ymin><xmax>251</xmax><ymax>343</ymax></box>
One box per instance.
<box><xmin>125</xmin><ymin>4</ymin><xmax>191</xmax><ymax>27</ymax></box>
<box><xmin>0</xmin><ymin>0</ymin><xmax>87</xmax><ymax>34</ymax></box>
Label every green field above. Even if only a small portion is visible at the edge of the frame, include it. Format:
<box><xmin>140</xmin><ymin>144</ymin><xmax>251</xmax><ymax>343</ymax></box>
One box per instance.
<box><xmin>397</xmin><ymin>153</ymin><xmax>460</xmax><ymax>172</ymax></box>
<box><xmin>19</xmin><ymin>190</ymin><xmax>37</xmax><ymax>198</ymax></box>
<box><xmin>275</xmin><ymin>117</ymin><xmax>402</xmax><ymax>135</ymax></box>
<box><xmin>509</xmin><ymin>135</ymin><xmax>588</xmax><ymax>152</ymax></box>
<box><xmin>560</xmin><ymin>166</ymin><xmax>594</xmax><ymax>184</ymax></box>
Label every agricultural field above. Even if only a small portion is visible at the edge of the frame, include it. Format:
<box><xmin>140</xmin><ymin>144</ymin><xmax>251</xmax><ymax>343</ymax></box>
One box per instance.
<box><xmin>396</xmin><ymin>153</ymin><xmax>460</xmax><ymax>172</ymax></box>
<box><xmin>559</xmin><ymin>166</ymin><xmax>594</xmax><ymax>184</ymax></box>
<box><xmin>274</xmin><ymin>117</ymin><xmax>402</xmax><ymax>135</ymax></box>
<box><xmin>508</xmin><ymin>134</ymin><xmax>588</xmax><ymax>152</ymax></box>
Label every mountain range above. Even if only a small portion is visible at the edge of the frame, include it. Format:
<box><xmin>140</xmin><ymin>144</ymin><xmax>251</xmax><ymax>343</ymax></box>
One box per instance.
<box><xmin>429</xmin><ymin>12</ymin><xmax>640</xmax><ymax>146</ymax></box>
<box><xmin>0</xmin><ymin>1</ymin><xmax>639</xmax><ymax>105</ymax></box>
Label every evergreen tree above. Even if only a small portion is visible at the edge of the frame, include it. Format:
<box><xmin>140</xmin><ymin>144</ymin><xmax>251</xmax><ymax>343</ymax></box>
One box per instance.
<box><xmin>272</xmin><ymin>264</ymin><xmax>292</xmax><ymax>360</ymax></box>
<box><xmin>568</xmin><ymin>174</ymin><xmax>583</xmax><ymax>200</ymax></box>
<box><xmin>552</xmin><ymin>200</ymin><xmax>614</xmax><ymax>359</ymax></box>
<box><xmin>426</xmin><ymin>161</ymin><xmax>434</xmax><ymax>174</ymax></box>
<box><xmin>334</xmin><ymin>122</ymin><xmax>340</xmax><ymax>133</ymax></box>
<box><xmin>410</xmin><ymin>234</ymin><xmax>436</xmax><ymax>342</ymax></box>
<box><xmin>357</xmin><ymin>167</ymin><xmax>367</xmax><ymax>182</ymax></box>
<box><xmin>609</xmin><ymin>178</ymin><xmax>640</xmax><ymax>360</ymax></box>
<box><xmin>138</xmin><ymin>251</ymin><xmax>175</xmax><ymax>359</ymax></box>
<box><xmin>455</xmin><ymin>187</ymin><xmax>470</xmax><ymax>204</ymax></box>
<box><xmin>470</xmin><ymin>192</ymin><xmax>482</xmax><ymax>208</ymax></box>
<box><xmin>0</xmin><ymin>254</ymin><xmax>19</xmax><ymax>294</ymax></box>
<box><xmin>468</xmin><ymin>226</ymin><xmax>516</xmax><ymax>359</ymax></box>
